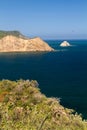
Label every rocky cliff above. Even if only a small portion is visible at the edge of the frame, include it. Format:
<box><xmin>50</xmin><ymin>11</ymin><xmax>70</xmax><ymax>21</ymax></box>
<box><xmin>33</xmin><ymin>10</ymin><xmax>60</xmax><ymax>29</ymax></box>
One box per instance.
<box><xmin>0</xmin><ymin>31</ymin><xmax>54</xmax><ymax>52</ymax></box>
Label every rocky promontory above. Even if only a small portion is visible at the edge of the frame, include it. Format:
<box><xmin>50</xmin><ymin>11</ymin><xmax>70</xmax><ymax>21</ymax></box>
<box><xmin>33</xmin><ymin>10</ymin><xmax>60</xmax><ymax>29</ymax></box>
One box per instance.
<box><xmin>0</xmin><ymin>31</ymin><xmax>54</xmax><ymax>52</ymax></box>
<box><xmin>60</xmin><ymin>41</ymin><xmax>71</xmax><ymax>47</ymax></box>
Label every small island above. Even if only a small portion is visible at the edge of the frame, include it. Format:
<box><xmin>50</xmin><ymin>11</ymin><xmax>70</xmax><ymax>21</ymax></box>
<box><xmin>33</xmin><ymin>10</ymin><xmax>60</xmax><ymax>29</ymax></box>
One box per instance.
<box><xmin>0</xmin><ymin>31</ymin><xmax>54</xmax><ymax>52</ymax></box>
<box><xmin>60</xmin><ymin>41</ymin><xmax>71</xmax><ymax>47</ymax></box>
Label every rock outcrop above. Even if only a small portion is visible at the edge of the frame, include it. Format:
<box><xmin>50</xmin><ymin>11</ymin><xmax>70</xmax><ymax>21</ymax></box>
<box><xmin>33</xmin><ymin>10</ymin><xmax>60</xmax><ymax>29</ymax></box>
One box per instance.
<box><xmin>0</xmin><ymin>32</ymin><xmax>54</xmax><ymax>52</ymax></box>
<box><xmin>60</xmin><ymin>41</ymin><xmax>71</xmax><ymax>47</ymax></box>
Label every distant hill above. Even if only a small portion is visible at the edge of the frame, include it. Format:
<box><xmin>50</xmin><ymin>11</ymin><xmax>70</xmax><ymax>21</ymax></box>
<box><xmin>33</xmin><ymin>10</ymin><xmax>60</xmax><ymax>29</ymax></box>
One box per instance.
<box><xmin>0</xmin><ymin>30</ymin><xmax>25</xmax><ymax>39</ymax></box>
<box><xmin>0</xmin><ymin>31</ymin><xmax>54</xmax><ymax>52</ymax></box>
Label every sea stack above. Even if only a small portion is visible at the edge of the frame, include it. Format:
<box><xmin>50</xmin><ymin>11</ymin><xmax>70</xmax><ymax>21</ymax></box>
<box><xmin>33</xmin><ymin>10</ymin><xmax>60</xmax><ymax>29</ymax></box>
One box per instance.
<box><xmin>60</xmin><ymin>41</ymin><xmax>71</xmax><ymax>47</ymax></box>
<box><xmin>0</xmin><ymin>31</ymin><xmax>54</xmax><ymax>52</ymax></box>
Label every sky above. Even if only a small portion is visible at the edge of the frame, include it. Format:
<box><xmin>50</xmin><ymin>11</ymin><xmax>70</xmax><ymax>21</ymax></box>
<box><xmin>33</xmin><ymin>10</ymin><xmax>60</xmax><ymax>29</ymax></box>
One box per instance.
<box><xmin>0</xmin><ymin>0</ymin><xmax>87</xmax><ymax>39</ymax></box>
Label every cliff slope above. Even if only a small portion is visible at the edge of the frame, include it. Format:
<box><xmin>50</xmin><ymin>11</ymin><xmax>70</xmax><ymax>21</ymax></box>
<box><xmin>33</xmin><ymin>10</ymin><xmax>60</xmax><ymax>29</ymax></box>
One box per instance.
<box><xmin>0</xmin><ymin>31</ymin><xmax>54</xmax><ymax>52</ymax></box>
<box><xmin>0</xmin><ymin>79</ymin><xmax>87</xmax><ymax>130</ymax></box>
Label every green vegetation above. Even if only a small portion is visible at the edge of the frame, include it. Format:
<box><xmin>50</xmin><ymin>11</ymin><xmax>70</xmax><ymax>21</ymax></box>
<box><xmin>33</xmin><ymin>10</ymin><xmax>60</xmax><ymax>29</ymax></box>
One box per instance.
<box><xmin>0</xmin><ymin>30</ymin><xmax>24</xmax><ymax>39</ymax></box>
<box><xmin>0</xmin><ymin>79</ymin><xmax>87</xmax><ymax>130</ymax></box>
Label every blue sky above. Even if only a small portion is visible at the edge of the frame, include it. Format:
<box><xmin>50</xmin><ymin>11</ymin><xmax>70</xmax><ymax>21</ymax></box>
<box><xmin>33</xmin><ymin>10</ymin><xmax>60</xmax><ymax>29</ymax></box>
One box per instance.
<box><xmin>0</xmin><ymin>0</ymin><xmax>87</xmax><ymax>39</ymax></box>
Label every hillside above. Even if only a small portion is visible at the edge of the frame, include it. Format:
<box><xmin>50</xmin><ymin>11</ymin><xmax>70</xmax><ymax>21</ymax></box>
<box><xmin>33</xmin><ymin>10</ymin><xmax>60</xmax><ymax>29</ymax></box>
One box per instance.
<box><xmin>0</xmin><ymin>31</ymin><xmax>54</xmax><ymax>52</ymax></box>
<box><xmin>0</xmin><ymin>30</ymin><xmax>25</xmax><ymax>39</ymax></box>
<box><xmin>0</xmin><ymin>79</ymin><xmax>87</xmax><ymax>130</ymax></box>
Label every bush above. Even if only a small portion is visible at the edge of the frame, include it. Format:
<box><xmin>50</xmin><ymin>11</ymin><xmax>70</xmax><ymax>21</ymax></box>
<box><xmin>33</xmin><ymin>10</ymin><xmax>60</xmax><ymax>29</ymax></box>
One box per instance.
<box><xmin>0</xmin><ymin>79</ymin><xmax>87</xmax><ymax>130</ymax></box>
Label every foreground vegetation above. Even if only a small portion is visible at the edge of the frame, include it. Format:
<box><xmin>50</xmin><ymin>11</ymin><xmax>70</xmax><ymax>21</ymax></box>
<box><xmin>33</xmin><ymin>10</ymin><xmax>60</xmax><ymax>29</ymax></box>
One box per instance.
<box><xmin>0</xmin><ymin>79</ymin><xmax>87</xmax><ymax>130</ymax></box>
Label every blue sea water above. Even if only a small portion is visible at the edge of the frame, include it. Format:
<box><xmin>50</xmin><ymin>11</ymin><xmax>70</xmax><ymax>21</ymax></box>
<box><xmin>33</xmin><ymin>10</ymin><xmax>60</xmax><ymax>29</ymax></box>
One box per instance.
<box><xmin>0</xmin><ymin>40</ymin><xmax>87</xmax><ymax>118</ymax></box>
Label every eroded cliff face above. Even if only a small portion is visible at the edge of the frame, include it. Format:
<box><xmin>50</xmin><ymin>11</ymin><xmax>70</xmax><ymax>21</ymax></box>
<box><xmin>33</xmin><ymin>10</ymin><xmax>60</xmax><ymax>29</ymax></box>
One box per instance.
<box><xmin>0</xmin><ymin>35</ymin><xmax>54</xmax><ymax>52</ymax></box>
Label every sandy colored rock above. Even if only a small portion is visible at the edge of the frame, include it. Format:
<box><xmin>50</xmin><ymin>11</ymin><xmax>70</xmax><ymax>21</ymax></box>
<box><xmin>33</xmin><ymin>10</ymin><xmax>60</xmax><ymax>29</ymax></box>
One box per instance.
<box><xmin>0</xmin><ymin>35</ymin><xmax>54</xmax><ymax>52</ymax></box>
<box><xmin>60</xmin><ymin>41</ymin><xmax>71</xmax><ymax>47</ymax></box>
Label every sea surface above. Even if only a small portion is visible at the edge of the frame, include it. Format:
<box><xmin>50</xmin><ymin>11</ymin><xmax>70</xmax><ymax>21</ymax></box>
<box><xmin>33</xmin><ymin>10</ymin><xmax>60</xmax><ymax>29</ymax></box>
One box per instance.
<box><xmin>0</xmin><ymin>40</ymin><xmax>87</xmax><ymax>118</ymax></box>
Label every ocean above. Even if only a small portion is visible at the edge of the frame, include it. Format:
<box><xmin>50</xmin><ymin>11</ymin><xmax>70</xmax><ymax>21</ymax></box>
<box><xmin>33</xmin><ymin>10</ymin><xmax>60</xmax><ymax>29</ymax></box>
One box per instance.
<box><xmin>0</xmin><ymin>40</ymin><xmax>87</xmax><ymax>118</ymax></box>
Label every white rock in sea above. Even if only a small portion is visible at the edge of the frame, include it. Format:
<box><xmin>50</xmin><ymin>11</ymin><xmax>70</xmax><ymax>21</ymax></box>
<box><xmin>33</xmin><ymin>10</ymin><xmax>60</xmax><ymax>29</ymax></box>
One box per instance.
<box><xmin>60</xmin><ymin>41</ymin><xmax>71</xmax><ymax>47</ymax></box>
